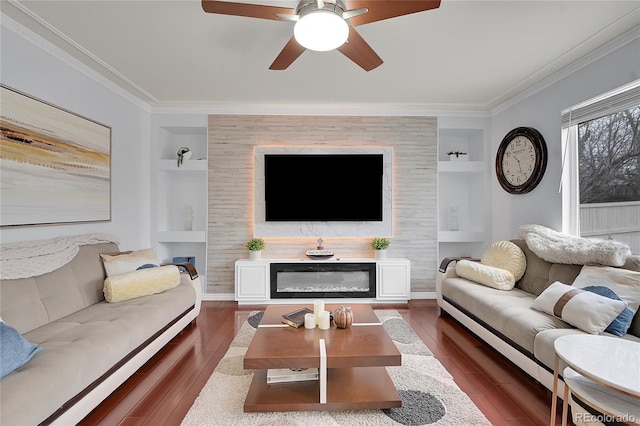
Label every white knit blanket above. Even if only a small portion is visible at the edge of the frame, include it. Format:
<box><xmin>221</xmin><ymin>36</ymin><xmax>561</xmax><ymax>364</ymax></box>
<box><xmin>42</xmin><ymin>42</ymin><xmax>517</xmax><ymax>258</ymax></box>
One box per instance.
<box><xmin>0</xmin><ymin>233</ymin><xmax>119</xmax><ymax>280</ymax></box>
<box><xmin>519</xmin><ymin>224</ymin><xmax>631</xmax><ymax>267</ymax></box>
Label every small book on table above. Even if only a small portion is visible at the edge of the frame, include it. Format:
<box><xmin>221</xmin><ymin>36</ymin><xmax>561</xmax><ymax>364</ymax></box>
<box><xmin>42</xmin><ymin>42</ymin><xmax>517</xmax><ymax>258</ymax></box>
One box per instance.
<box><xmin>281</xmin><ymin>307</ymin><xmax>313</xmax><ymax>328</ymax></box>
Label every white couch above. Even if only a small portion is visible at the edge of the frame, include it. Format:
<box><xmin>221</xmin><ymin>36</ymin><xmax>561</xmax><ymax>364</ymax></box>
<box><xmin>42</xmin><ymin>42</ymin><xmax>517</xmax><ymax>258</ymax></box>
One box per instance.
<box><xmin>0</xmin><ymin>238</ymin><xmax>202</xmax><ymax>425</ymax></box>
<box><xmin>436</xmin><ymin>239</ymin><xmax>639</xmax><ymax>421</ymax></box>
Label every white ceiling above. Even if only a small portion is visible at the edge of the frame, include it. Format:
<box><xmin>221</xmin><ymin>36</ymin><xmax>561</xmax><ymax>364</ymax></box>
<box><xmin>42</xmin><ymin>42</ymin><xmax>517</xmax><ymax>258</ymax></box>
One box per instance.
<box><xmin>4</xmin><ymin>0</ymin><xmax>640</xmax><ymax>110</ymax></box>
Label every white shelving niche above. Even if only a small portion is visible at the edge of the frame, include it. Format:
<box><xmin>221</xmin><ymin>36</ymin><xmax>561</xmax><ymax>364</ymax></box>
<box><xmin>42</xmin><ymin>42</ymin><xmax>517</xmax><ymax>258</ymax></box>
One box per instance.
<box><xmin>151</xmin><ymin>116</ymin><xmax>208</xmax><ymax>291</ymax></box>
<box><xmin>437</xmin><ymin>119</ymin><xmax>491</xmax><ymax>261</ymax></box>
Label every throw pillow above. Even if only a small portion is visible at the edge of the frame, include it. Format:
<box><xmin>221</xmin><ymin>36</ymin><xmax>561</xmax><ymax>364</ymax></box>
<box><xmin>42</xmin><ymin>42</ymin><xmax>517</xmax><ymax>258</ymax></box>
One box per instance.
<box><xmin>572</xmin><ymin>265</ymin><xmax>640</xmax><ymax>315</ymax></box>
<box><xmin>581</xmin><ymin>286</ymin><xmax>634</xmax><ymax>337</ymax></box>
<box><xmin>456</xmin><ymin>259</ymin><xmax>516</xmax><ymax>290</ymax></box>
<box><xmin>103</xmin><ymin>265</ymin><xmax>181</xmax><ymax>303</ymax></box>
<box><xmin>519</xmin><ymin>224</ymin><xmax>631</xmax><ymax>266</ymax></box>
<box><xmin>0</xmin><ymin>321</ymin><xmax>42</xmax><ymax>378</ymax></box>
<box><xmin>481</xmin><ymin>240</ymin><xmax>527</xmax><ymax>281</ymax></box>
<box><xmin>531</xmin><ymin>281</ymin><xmax>628</xmax><ymax>334</ymax></box>
<box><xmin>100</xmin><ymin>248</ymin><xmax>160</xmax><ymax>277</ymax></box>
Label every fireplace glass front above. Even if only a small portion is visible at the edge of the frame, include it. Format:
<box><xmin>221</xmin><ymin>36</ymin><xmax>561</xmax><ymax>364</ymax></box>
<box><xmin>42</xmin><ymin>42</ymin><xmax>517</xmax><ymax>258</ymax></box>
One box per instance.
<box><xmin>270</xmin><ymin>262</ymin><xmax>376</xmax><ymax>299</ymax></box>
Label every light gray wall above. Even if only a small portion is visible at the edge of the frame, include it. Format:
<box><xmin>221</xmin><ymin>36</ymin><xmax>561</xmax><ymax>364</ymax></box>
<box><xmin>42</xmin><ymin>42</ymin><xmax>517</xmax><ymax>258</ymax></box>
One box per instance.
<box><xmin>207</xmin><ymin>115</ymin><xmax>437</xmax><ymax>295</ymax></box>
<box><xmin>490</xmin><ymin>37</ymin><xmax>640</xmax><ymax>242</ymax></box>
<box><xmin>4</xmin><ymin>14</ymin><xmax>637</xmax><ymax>278</ymax></box>
<box><xmin>0</xmin><ymin>21</ymin><xmax>151</xmax><ymax>250</ymax></box>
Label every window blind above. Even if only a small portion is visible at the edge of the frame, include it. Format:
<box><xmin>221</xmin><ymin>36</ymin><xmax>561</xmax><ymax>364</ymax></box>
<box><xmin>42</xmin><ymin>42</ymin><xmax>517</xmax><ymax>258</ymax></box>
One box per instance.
<box><xmin>561</xmin><ymin>79</ymin><xmax>640</xmax><ymax>127</ymax></box>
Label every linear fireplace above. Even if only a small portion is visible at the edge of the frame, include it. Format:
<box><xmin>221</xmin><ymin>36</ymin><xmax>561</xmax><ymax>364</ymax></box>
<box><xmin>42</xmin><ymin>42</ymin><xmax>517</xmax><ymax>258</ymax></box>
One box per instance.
<box><xmin>270</xmin><ymin>262</ymin><xmax>376</xmax><ymax>299</ymax></box>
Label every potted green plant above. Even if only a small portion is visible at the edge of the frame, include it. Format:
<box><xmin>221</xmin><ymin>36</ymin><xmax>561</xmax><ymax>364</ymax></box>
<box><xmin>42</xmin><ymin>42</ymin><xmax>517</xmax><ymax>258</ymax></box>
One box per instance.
<box><xmin>245</xmin><ymin>238</ymin><xmax>265</xmax><ymax>261</ymax></box>
<box><xmin>371</xmin><ymin>237</ymin><xmax>390</xmax><ymax>259</ymax></box>
<box><xmin>447</xmin><ymin>150</ymin><xmax>468</xmax><ymax>161</ymax></box>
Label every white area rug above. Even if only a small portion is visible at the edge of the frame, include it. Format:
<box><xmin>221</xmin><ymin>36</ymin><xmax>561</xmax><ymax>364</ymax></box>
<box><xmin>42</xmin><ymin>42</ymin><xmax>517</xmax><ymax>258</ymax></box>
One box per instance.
<box><xmin>182</xmin><ymin>310</ymin><xmax>490</xmax><ymax>426</ymax></box>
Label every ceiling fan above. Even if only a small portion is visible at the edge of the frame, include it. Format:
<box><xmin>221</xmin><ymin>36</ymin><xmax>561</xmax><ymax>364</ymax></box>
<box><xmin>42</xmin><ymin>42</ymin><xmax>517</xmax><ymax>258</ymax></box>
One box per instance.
<box><xmin>201</xmin><ymin>0</ymin><xmax>441</xmax><ymax>71</ymax></box>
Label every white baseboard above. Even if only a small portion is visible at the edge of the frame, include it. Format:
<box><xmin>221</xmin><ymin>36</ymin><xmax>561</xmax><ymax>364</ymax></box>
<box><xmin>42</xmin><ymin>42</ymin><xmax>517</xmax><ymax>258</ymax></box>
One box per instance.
<box><xmin>410</xmin><ymin>291</ymin><xmax>436</xmax><ymax>299</ymax></box>
<box><xmin>201</xmin><ymin>293</ymin><xmax>235</xmax><ymax>301</ymax></box>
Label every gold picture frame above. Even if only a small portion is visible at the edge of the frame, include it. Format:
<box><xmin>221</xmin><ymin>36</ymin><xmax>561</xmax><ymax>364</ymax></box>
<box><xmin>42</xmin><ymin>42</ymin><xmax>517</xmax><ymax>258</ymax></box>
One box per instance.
<box><xmin>0</xmin><ymin>85</ymin><xmax>112</xmax><ymax>227</ymax></box>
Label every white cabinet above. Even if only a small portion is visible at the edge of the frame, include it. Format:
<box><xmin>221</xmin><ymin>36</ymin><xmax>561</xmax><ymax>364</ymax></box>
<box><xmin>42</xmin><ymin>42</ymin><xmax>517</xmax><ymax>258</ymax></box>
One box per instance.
<box><xmin>438</xmin><ymin>118</ymin><xmax>491</xmax><ymax>261</ymax></box>
<box><xmin>235</xmin><ymin>258</ymin><xmax>411</xmax><ymax>304</ymax></box>
<box><xmin>235</xmin><ymin>260</ymin><xmax>269</xmax><ymax>302</ymax></box>
<box><xmin>376</xmin><ymin>259</ymin><xmax>411</xmax><ymax>300</ymax></box>
<box><xmin>151</xmin><ymin>116</ymin><xmax>208</xmax><ymax>290</ymax></box>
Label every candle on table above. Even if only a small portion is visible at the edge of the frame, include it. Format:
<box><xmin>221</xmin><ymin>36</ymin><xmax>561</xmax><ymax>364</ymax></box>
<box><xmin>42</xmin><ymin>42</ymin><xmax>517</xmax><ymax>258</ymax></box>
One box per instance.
<box><xmin>314</xmin><ymin>300</ymin><xmax>324</xmax><ymax>324</ymax></box>
<box><xmin>304</xmin><ymin>313</ymin><xmax>316</xmax><ymax>329</ymax></box>
<box><xmin>318</xmin><ymin>311</ymin><xmax>331</xmax><ymax>330</ymax></box>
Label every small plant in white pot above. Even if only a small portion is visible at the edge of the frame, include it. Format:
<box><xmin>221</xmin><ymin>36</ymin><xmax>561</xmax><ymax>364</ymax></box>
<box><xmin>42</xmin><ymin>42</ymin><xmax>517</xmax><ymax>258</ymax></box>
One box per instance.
<box><xmin>371</xmin><ymin>237</ymin><xmax>390</xmax><ymax>259</ymax></box>
<box><xmin>447</xmin><ymin>150</ymin><xmax>468</xmax><ymax>161</ymax></box>
<box><xmin>245</xmin><ymin>238</ymin><xmax>265</xmax><ymax>261</ymax></box>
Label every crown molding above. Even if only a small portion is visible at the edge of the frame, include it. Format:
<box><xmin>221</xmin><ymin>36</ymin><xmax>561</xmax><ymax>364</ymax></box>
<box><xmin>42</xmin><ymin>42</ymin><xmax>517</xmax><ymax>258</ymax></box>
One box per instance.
<box><xmin>3</xmin><ymin>0</ymin><xmax>638</xmax><ymax>118</ymax></box>
<box><xmin>490</xmin><ymin>14</ymin><xmax>640</xmax><ymax>116</ymax></box>
<box><xmin>1</xmin><ymin>7</ymin><xmax>153</xmax><ymax>112</ymax></box>
<box><xmin>149</xmin><ymin>102</ymin><xmax>492</xmax><ymax>117</ymax></box>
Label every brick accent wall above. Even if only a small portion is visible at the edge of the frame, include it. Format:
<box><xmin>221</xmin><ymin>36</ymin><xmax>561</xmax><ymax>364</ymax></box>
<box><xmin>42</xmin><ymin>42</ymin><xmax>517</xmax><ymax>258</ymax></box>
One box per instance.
<box><xmin>207</xmin><ymin>115</ymin><xmax>437</xmax><ymax>295</ymax></box>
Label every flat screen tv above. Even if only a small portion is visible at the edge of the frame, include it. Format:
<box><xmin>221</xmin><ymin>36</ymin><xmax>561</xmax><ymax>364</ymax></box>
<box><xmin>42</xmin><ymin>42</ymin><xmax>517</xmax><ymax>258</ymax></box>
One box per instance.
<box><xmin>264</xmin><ymin>154</ymin><xmax>383</xmax><ymax>221</ymax></box>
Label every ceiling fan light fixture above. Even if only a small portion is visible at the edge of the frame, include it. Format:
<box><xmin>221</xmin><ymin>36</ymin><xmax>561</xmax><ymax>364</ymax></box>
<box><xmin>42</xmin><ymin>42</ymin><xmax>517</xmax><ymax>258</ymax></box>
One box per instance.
<box><xmin>294</xmin><ymin>10</ymin><xmax>348</xmax><ymax>51</ymax></box>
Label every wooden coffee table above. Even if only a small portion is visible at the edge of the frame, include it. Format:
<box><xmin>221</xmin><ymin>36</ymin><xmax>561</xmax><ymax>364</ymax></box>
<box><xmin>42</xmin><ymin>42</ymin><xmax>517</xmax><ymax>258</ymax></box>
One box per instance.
<box><xmin>243</xmin><ymin>304</ymin><xmax>402</xmax><ymax>412</ymax></box>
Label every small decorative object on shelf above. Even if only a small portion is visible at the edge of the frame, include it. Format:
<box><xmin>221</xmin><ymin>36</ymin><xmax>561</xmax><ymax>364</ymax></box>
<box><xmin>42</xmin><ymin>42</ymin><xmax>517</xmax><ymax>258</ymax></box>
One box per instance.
<box><xmin>176</xmin><ymin>146</ymin><xmax>192</xmax><ymax>167</ymax></box>
<box><xmin>334</xmin><ymin>305</ymin><xmax>353</xmax><ymax>329</ymax></box>
<box><xmin>305</xmin><ymin>249</ymin><xmax>334</xmax><ymax>260</ymax></box>
<box><xmin>183</xmin><ymin>205</ymin><xmax>193</xmax><ymax>231</ymax></box>
<box><xmin>447</xmin><ymin>150</ymin><xmax>467</xmax><ymax>161</ymax></box>
<box><xmin>371</xmin><ymin>237</ymin><xmax>390</xmax><ymax>259</ymax></box>
<box><xmin>245</xmin><ymin>237</ymin><xmax>265</xmax><ymax>261</ymax></box>
<box><xmin>306</xmin><ymin>237</ymin><xmax>334</xmax><ymax>259</ymax></box>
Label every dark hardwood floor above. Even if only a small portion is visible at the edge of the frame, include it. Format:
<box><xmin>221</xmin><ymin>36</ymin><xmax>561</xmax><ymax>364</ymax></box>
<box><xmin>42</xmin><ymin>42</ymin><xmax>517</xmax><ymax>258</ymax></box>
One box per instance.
<box><xmin>78</xmin><ymin>300</ymin><xmax>573</xmax><ymax>426</ymax></box>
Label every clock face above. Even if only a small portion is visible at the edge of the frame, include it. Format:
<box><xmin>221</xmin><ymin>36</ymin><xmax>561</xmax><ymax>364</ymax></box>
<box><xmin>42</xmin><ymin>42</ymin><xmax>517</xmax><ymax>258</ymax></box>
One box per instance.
<box><xmin>501</xmin><ymin>135</ymin><xmax>537</xmax><ymax>186</ymax></box>
<box><xmin>496</xmin><ymin>127</ymin><xmax>547</xmax><ymax>194</ymax></box>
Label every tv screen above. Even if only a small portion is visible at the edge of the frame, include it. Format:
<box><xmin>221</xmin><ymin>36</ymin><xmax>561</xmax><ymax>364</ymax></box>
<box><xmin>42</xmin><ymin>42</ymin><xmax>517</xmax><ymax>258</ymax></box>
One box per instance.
<box><xmin>264</xmin><ymin>154</ymin><xmax>383</xmax><ymax>221</ymax></box>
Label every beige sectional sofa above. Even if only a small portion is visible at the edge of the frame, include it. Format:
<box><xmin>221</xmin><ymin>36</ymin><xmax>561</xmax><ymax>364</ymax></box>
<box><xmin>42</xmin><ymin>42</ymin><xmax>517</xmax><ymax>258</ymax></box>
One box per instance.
<box><xmin>436</xmin><ymin>238</ymin><xmax>640</xmax><ymax>401</ymax></box>
<box><xmin>0</xmin><ymin>237</ymin><xmax>202</xmax><ymax>425</ymax></box>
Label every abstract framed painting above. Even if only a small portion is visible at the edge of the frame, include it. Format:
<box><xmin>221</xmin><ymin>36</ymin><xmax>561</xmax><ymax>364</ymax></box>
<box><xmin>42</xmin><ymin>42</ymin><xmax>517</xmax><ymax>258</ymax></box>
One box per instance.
<box><xmin>0</xmin><ymin>85</ymin><xmax>112</xmax><ymax>227</ymax></box>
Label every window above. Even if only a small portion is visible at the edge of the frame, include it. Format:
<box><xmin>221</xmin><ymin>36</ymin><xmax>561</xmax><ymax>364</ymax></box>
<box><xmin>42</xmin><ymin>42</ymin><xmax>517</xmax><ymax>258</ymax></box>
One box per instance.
<box><xmin>562</xmin><ymin>80</ymin><xmax>640</xmax><ymax>254</ymax></box>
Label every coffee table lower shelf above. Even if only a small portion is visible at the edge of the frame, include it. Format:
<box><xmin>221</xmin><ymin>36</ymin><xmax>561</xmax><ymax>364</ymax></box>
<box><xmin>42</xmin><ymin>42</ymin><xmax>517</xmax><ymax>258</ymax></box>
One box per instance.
<box><xmin>244</xmin><ymin>366</ymin><xmax>401</xmax><ymax>412</ymax></box>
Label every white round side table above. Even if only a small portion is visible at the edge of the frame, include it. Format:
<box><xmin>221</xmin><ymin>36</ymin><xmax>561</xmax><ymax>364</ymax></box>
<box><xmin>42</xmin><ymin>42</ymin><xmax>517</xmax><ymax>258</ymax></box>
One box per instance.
<box><xmin>550</xmin><ymin>334</ymin><xmax>640</xmax><ymax>426</ymax></box>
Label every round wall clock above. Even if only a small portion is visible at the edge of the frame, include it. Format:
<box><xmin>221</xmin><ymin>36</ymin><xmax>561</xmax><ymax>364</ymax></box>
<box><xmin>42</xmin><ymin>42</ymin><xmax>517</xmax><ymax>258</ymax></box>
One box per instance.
<box><xmin>495</xmin><ymin>127</ymin><xmax>547</xmax><ymax>194</ymax></box>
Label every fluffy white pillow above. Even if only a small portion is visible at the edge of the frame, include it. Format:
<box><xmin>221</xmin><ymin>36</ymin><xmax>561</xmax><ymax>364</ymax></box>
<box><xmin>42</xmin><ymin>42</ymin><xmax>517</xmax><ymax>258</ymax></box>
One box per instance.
<box><xmin>103</xmin><ymin>265</ymin><xmax>180</xmax><ymax>303</ymax></box>
<box><xmin>100</xmin><ymin>249</ymin><xmax>160</xmax><ymax>277</ymax></box>
<box><xmin>572</xmin><ymin>265</ymin><xmax>640</xmax><ymax>315</ymax></box>
<box><xmin>456</xmin><ymin>259</ymin><xmax>516</xmax><ymax>290</ymax></box>
<box><xmin>531</xmin><ymin>281</ymin><xmax>628</xmax><ymax>334</ymax></box>
<box><xmin>519</xmin><ymin>224</ymin><xmax>631</xmax><ymax>266</ymax></box>
<box><xmin>481</xmin><ymin>240</ymin><xmax>527</xmax><ymax>281</ymax></box>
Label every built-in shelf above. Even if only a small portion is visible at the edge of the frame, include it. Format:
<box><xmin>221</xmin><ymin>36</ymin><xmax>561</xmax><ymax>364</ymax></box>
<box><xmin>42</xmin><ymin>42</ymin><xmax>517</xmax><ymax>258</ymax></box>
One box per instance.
<box><xmin>157</xmin><ymin>159</ymin><xmax>207</xmax><ymax>171</ymax></box>
<box><xmin>438</xmin><ymin>161</ymin><xmax>486</xmax><ymax>173</ymax></box>
<box><xmin>151</xmin><ymin>117</ymin><xmax>208</xmax><ymax>292</ymax></box>
<box><xmin>437</xmin><ymin>118</ymin><xmax>491</xmax><ymax>261</ymax></box>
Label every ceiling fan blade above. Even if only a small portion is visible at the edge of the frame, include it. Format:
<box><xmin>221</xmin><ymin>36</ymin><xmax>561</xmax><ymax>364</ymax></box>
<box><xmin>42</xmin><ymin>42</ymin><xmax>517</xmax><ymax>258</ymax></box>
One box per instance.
<box><xmin>336</xmin><ymin>27</ymin><xmax>383</xmax><ymax>71</ymax></box>
<box><xmin>345</xmin><ymin>0</ymin><xmax>441</xmax><ymax>26</ymax></box>
<box><xmin>342</xmin><ymin>7</ymin><xmax>368</xmax><ymax>20</ymax></box>
<box><xmin>202</xmin><ymin>0</ymin><xmax>294</xmax><ymax>21</ymax></box>
<box><xmin>269</xmin><ymin>37</ymin><xmax>306</xmax><ymax>70</ymax></box>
